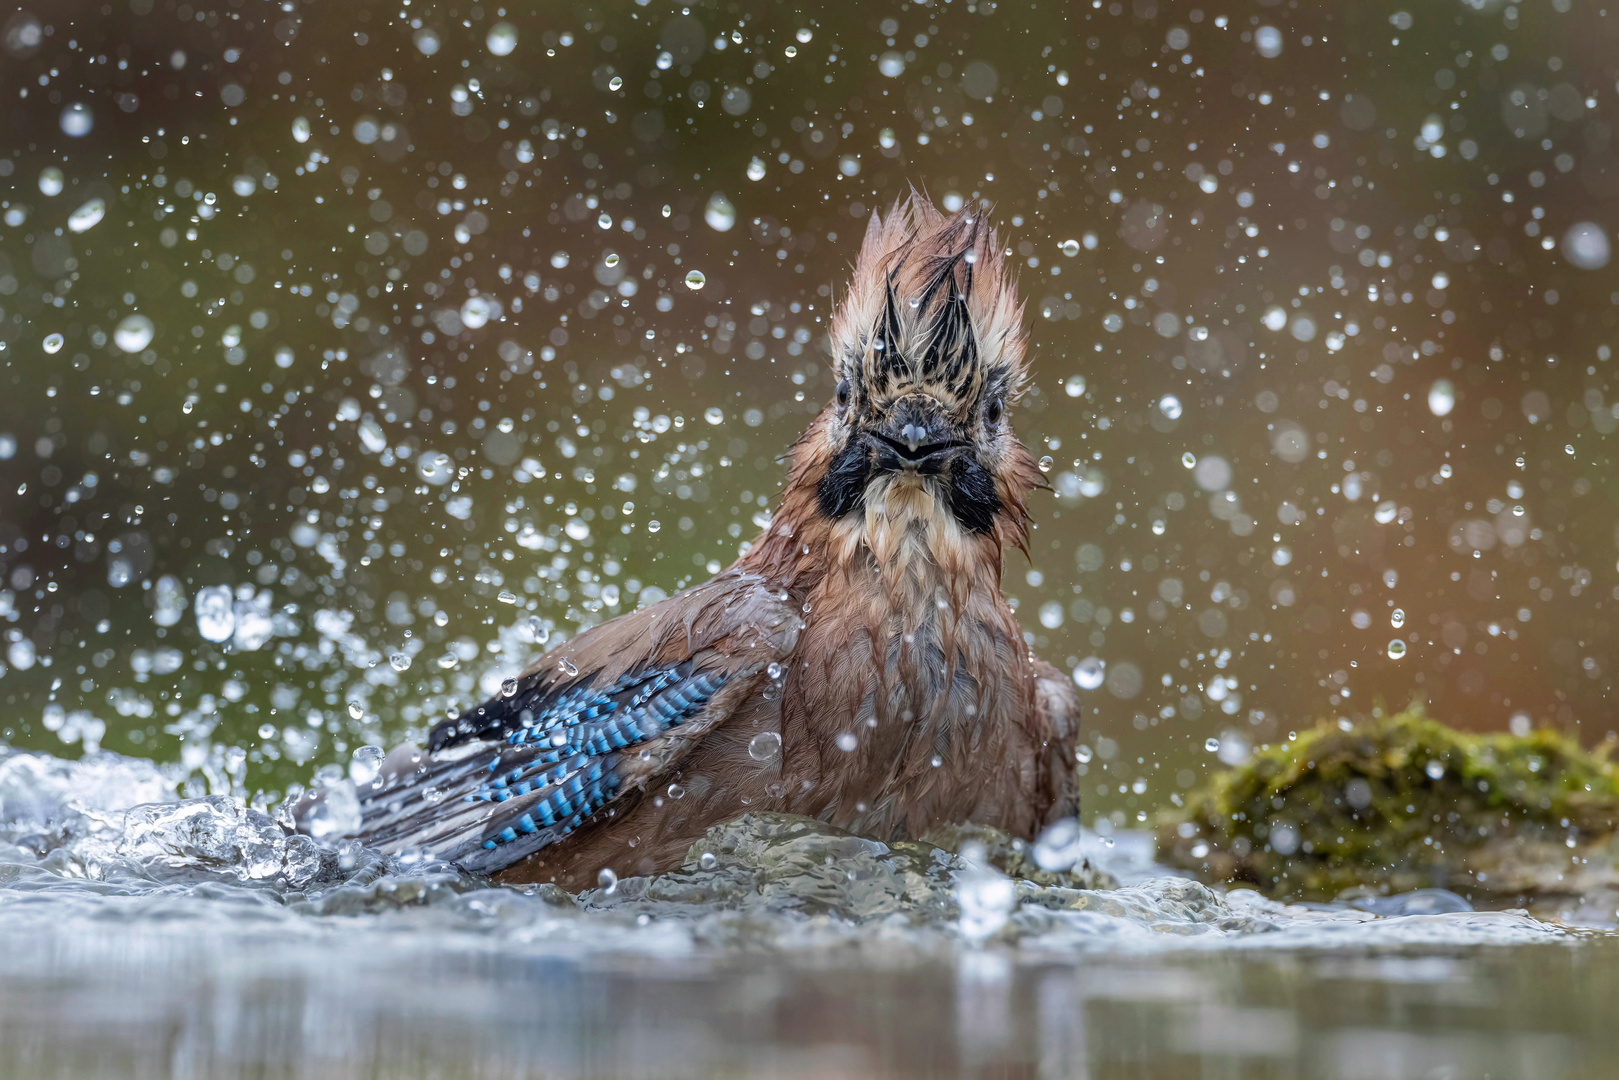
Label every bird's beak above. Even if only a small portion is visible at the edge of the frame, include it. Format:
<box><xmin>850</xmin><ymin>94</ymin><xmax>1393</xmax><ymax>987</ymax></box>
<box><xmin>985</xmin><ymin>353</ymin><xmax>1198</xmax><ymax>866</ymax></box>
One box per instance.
<box><xmin>867</xmin><ymin>394</ymin><xmax>969</xmax><ymax>472</ymax></box>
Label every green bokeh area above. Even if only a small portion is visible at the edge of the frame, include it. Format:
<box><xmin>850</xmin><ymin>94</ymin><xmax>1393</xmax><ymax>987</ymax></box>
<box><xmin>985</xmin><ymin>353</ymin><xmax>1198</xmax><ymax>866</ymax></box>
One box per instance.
<box><xmin>0</xmin><ymin>0</ymin><xmax>1616</xmax><ymax>823</ymax></box>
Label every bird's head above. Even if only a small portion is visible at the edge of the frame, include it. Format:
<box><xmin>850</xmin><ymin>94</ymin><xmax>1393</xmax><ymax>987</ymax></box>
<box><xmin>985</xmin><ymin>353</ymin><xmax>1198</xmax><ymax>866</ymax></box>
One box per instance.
<box><xmin>806</xmin><ymin>195</ymin><xmax>1041</xmax><ymax>556</ymax></box>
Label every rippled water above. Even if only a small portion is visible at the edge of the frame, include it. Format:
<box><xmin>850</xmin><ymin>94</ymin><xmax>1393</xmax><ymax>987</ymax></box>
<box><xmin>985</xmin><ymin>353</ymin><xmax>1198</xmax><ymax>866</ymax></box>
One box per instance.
<box><xmin>0</xmin><ymin>744</ymin><xmax>1609</xmax><ymax>1077</ymax></box>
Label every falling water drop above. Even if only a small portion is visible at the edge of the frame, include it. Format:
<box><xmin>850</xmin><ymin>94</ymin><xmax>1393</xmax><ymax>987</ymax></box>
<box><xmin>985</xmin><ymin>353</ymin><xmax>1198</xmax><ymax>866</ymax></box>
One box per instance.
<box><xmin>684</xmin><ymin>269</ymin><xmax>706</xmax><ymax>290</ymax></box>
<box><xmin>1427</xmin><ymin>379</ymin><xmax>1456</xmax><ymax>417</ymax></box>
<box><xmin>1072</xmin><ymin>657</ymin><xmax>1105</xmax><ymax>690</ymax></box>
<box><xmin>486</xmin><ymin>21</ymin><xmax>518</xmax><ymax>56</ymax></box>
<box><xmin>67</xmin><ymin>197</ymin><xmax>105</xmax><ymax>233</ymax></box>
<box><xmin>59</xmin><ymin>103</ymin><xmax>93</xmax><ymax>137</ymax></box>
<box><xmin>350</xmin><ymin>745</ymin><xmax>386</xmax><ymax>785</ymax></box>
<box><xmin>704</xmin><ymin>193</ymin><xmax>736</xmax><ymax>232</ymax></box>
<box><xmin>347</xmin><ymin>701</ymin><xmax>364</xmax><ymax>720</ymax></box>
<box><xmin>1387</xmin><ymin>639</ymin><xmax>1408</xmax><ymax>660</ymax></box>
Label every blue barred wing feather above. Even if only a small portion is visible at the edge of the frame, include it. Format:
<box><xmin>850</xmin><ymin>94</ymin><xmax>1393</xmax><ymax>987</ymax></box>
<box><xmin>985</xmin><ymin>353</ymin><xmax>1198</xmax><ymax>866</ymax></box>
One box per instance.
<box><xmin>349</xmin><ymin>574</ymin><xmax>801</xmax><ymax>875</ymax></box>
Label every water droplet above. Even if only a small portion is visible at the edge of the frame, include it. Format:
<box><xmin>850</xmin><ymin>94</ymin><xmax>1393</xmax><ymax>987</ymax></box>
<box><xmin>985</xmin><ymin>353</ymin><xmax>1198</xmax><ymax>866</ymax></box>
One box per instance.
<box><xmin>1182</xmin><ymin>451</ymin><xmax>1197</xmax><ymax>469</ymax></box>
<box><xmin>350</xmin><ymin>744</ymin><xmax>385</xmax><ymax>785</ymax></box>
<box><xmin>1075</xmin><ymin>745</ymin><xmax>1094</xmax><ymax>763</ymax></box>
<box><xmin>525</xmin><ymin>616</ymin><xmax>550</xmax><ymax>645</ymax></box>
<box><xmin>603</xmin><ymin>251</ymin><xmax>619</xmax><ymax>268</ymax></box>
<box><xmin>1424</xmin><ymin>759</ymin><xmax>1444</xmax><ymax>780</ymax></box>
<box><xmin>67</xmin><ymin>197</ymin><xmax>105</xmax><ymax>233</ymax></box>
<box><xmin>704</xmin><ymin>193</ymin><xmax>735</xmax><ymax>232</ymax></box>
<box><xmin>232</xmin><ymin>174</ymin><xmax>257</xmax><ymax>197</ymax></box>
<box><xmin>1072</xmin><ymin>657</ymin><xmax>1105</xmax><ymax>690</ymax></box>
<box><xmin>748</xmin><ymin>731</ymin><xmax>782</xmax><ymax>762</ymax></box>
<box><xmin>59</xmin><ymin>103</ymin><xmax>93</xmax><ymax>137</ymax></box>
<box><xmin>704</xmin><ymin>407</ymin><xmax>724</xmax><ymax>425</ymax></box>
<box><xmin>1060</xmin><ymin>238</ymin><xmax>1080</xmax><ymax>257</ymax></box>
<box><xmin>698</xmin><ymin>851</ymin><xmax>718</xmax><ymax>870</ymax></box>
<box><xmin>389</xmin><ymin>652</ymin><xmax>411</xmax><ymax>672</ymax></box>
<box><xmin>1064</xmin><ymin>375</ymin><xmax>1087</xmax><ymax>398</ymax></box>
<box><xmin>550</xmin><ymin>250</ymin><xmax>570</xmax><ymax>269</ymax></box>
<box><xmin>1561</xmin><ymin>222</ymin><xmax>1611</xmax><ymax>271</ymax></box>
<box><xmin>835</xmin><ymin>732</ymin><xmax>858</xmax><ymax>752</ymax></box>
<box><xmin>497</xmin><ymin>590</ymin><xmax>518</xmax><ymax>605</ymax></box>
<box><xmin>1387</xmin><ymin>639</ymin><xmax>1408</xmax><ymax>660</ymax></box>
<box><xmin>500</xmin><ymin>678</ymin><xmax>519</xmax><ymax>698</ymax></box>
<box><xmin>878</xmin><ymin>51</ymin><xmax>906</xmax><ymax>77</ymax></box>
<box><xmin>559</xmin><ymin>658</ymin><xmax>579</xmax><ymax>676</ymax></box>
<box><xmin>796</xmin><ymin>28</ymin><xmax>813</xmax><ymax>43</ymax></box>
<box><xmin>747</xmin><ymin>156</ymin><xmax>767</xmax><ymax>181</ymax></box>
<box><xmin>1427</xmin><ymin>379</ymin><xmax>1456</xmax><ymax>417</ymax></box>
<box><xmin>460</xmin><ymin>295</ymin><xmax>495</xmax><ymax>329</ymax></box>
<box><xmin>597</xmin><ymin>867</ymin><xmax>618</xmax><ymax>894</ymax></box>
<box><xmin>6</xmin><ymin>639</ymin><xmax>34</xmax><ymax>671</ymax></box>
<box><xmin>1254</xmin><ymin>25</ymin><xmax>1283</xmax><ymax>58</ymax></box>
<box><xmin>416</xmin><ymin>450</ymin><xmax>454</xmax><ymax>485</ymax></box>
<box><xmin>42</xmin><ymin>333</ymin><xmax>63</xmax><ymax>354</ymax></box>
<box><xmin>1374</xmin><ymin>500</ymin><xmax>1397</xmax><ymax>524</ymax></box>
<box><xmin>1038</xmin><ymin>455</ymin><xmax>1054</xmax><ymax>473</ymax></box>
<box><xmin>37</xmin><ymin>167</ymin><xmax>62</xmax><ymax>196</ymax></box>
<box><xmin>486</xmin><ymin>21</ymin><xmax>518</xmax><ymax>56</ymax></box>
<box><xmin>291</xmin><ymin>116</ymin><xmax>311</xmax><ymax>143</ymax></box>
<box><xmin>193</xmin><ymin>584</ymin><xmax>242</xmax><ymax>644</ymax></box>
<box><xmin>1261</xmin><ymin>306</ymin><xmax>1288</xmax><ymax>332</ymax></box>
<box><xmin>1032</xmin><ymin>818</ymin><xmax>1084</xmax><ymax>872</ymax></box>
<box><xmin>666</xmin><ymin>783</ymin><xmax>685</xmax><ymax>799</ymax></box>
<box><xmin>1158</xmin><ymin>395</ymin><xmax>1183</xmax><ymax>420</ymax></box>
<box><xmin>1391</xmin><ymin>608</ymin><xmax>1405</xmax><ymax>628</ymax></box>
<box><xmin>347</xmin><ymin>701</ymin><xmax>364</xmax><ymax>720</ymax></box>
<box><xmin>784</xmin><ymin>44</ymin><xmax>798</xmax><ymax>58</ymax></box>
<box><xmin>413</xmin><ymin>28</ymin><xmax>441</xmax><ymax>56</ymax></box>
<box><xmin>684</xmin><ymin>269</ymin><xmax>706</xmax><ymax>290</ymax></box>
<box><xmin>655</xmin><ymin>50</ymin><xmax>673</xmax><ymax>70</ymax></box>
<box><xmin>1205</xmin><ymin>737</ymin><xmax>1220</xmax><ymax>752</ymax></box>
<box><xmin>608</xmin><ymin>75</ymin><xmax>623</xmax><ymax>91</ymax></box>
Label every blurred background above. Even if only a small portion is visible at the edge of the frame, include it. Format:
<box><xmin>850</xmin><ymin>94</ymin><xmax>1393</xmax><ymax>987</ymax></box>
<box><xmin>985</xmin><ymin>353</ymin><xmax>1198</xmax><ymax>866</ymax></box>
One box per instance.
<box><xmin>0</xmin><ymin>0</ymin><xmax>1613</xmax><ymax>831</ymax></box>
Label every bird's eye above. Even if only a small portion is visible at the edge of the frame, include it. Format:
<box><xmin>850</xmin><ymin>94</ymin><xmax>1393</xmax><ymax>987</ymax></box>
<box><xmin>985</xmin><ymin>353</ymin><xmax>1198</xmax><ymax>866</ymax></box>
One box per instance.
<box><xmin>835</xmin><ymin>379</ymin><xmax>852</xmax><ymax>410</ymax></box>
<box><xmin>985</xmin><ymin>396</ymin><xmax>1004</xmax><ymax>426</ymax></box>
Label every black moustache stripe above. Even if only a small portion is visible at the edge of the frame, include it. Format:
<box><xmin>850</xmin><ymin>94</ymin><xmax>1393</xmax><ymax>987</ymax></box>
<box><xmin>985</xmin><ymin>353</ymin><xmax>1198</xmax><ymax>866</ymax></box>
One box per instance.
<box><xmin>945</xmin><ymin>455</ymin><xmax>1000</xmax><ymax>535</ymax></box>
<box><xmin>816</xmin><ymin>440</ymin><xmax>1000</xmax><ymax>534</ymax></box>
<box><xmin>816</xmin><ymin>440</ymin><xmax>869</xmax><ymax>520</ymax></box>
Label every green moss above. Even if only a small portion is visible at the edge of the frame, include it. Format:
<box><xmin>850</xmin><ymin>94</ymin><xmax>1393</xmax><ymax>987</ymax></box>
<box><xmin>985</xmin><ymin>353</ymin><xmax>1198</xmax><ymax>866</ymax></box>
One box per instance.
<box><xmin>1158</xmin><ymin>709</ymin><xmax>1619</xmax><ymax>900</ymax></box>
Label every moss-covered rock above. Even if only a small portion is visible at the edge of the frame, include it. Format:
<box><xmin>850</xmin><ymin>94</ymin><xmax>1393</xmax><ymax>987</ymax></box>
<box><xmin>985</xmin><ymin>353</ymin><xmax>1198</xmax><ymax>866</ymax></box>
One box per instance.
<box><xmin>1158</xmin><ymin>709</ymin><xmax>1619</xmax><ymax>901</ymax></box>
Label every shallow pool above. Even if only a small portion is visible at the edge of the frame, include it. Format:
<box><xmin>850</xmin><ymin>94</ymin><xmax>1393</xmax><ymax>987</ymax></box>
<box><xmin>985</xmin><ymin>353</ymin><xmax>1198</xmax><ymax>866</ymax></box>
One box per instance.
<box><xmin>0</xmin><ymin>745</ymin><xmax>1610</xmax><ymax>1079</ymax></box>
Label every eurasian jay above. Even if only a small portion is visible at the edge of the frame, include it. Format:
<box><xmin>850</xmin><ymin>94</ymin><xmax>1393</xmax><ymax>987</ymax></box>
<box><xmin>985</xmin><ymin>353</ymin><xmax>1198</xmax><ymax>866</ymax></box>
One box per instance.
<box><xmin>348</xmin><ymin>195</ymin><xmax>1080</xmax><ymax>888</ymax></box>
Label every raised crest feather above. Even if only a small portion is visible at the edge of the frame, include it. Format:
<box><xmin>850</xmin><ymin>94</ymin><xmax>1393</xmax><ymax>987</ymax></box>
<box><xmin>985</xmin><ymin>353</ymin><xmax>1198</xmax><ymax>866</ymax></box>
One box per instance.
<box><xmin>830</xmin><ymin>192</ymin><xmax>1028</xmax><ymax>418</ymax></box>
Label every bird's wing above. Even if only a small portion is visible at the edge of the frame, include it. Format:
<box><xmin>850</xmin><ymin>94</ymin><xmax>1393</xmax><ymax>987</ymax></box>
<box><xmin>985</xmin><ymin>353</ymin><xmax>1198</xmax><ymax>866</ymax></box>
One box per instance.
<box><xmin>351</xmin><ymin>571</ymin><xmax>802</xmax><ymax>874</ymax></box>
<box><xmin>1031</xmin><ymin>659</ymin><xmax>1081</xmax><ymax>822</ymax></box>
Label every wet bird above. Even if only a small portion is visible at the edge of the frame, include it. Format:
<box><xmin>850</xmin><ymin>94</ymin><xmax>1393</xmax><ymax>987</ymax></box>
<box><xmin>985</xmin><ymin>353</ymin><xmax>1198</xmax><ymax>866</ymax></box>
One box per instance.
<box><xmin>346</xmin><ymin>195</ymin><xmax>1079</xmax><ymax>889</ymax></box>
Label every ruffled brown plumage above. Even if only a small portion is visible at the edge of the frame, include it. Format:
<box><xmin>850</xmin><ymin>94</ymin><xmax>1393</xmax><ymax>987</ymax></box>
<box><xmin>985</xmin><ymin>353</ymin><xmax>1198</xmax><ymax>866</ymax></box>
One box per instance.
<box><xmin>341</xmin><ymin>195</ymin><xmax>1079</xmax><ymax>889</ymax></box>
